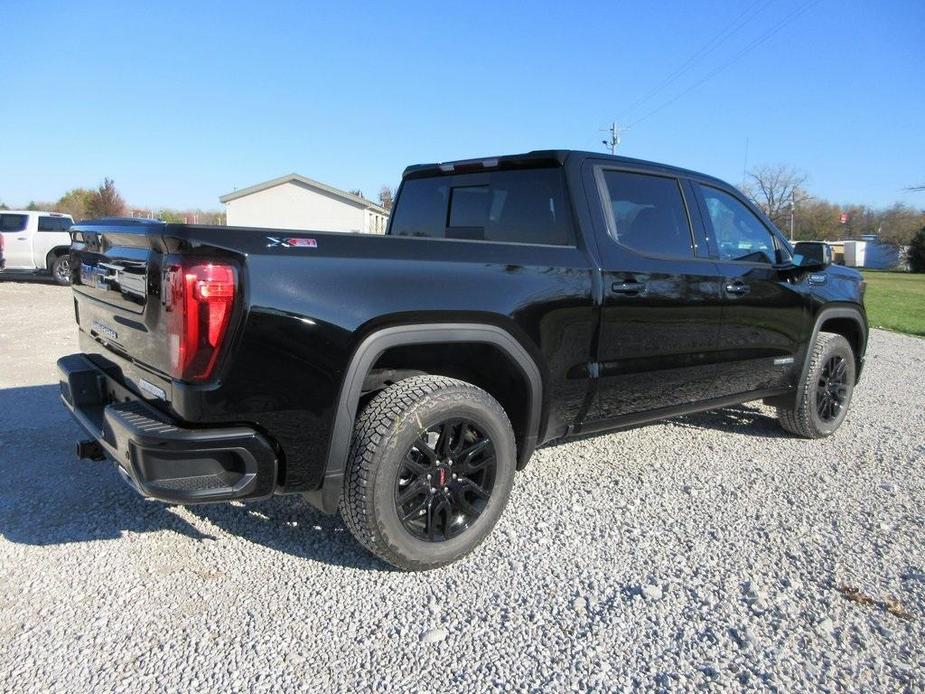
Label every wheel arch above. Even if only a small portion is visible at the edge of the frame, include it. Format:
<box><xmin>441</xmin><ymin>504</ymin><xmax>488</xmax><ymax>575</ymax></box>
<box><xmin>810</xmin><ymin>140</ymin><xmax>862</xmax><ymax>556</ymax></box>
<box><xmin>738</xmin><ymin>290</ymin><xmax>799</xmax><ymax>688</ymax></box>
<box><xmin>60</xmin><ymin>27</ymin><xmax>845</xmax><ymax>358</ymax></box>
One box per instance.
<box><xmin>304</xmin><ymin>323</ymin><xmax>543</xmax><ymax>514</ymax></box>
<box><xmin>45</xmin><ymin>245</ymin><xmax>70</xmax><ymax>270</ymax></box>
<box><xmin>806</xmin><ymin>306</ymin><xmax>867</xmax><ymax>383</ymax></box>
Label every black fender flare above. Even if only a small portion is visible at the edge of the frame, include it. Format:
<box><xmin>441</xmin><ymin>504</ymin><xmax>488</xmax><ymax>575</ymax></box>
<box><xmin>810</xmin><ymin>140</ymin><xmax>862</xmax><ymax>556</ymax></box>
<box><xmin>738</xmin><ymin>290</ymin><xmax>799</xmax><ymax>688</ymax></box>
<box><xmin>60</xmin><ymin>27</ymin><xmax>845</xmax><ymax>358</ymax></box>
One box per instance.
<box><xmin>303</xmin><ymin>323</ymin><xmax>543</xmax><ymax>514</ymax></box>
<box><xmin>799</xmin><ymin>306</ymin><xmax>868</xmax><ymax>387</ymax></box>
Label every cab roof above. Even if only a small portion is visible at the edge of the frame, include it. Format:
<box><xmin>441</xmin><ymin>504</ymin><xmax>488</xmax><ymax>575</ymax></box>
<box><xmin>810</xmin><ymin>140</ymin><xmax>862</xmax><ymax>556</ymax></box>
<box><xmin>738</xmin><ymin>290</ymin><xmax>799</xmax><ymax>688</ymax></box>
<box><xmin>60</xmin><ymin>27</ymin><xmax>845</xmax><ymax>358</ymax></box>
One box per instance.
<box><xmin>402</xmin><ymin>149</ymin><xmax>729</xmax><ymax>188</ymax></box>
<box><xmin>1</xmin><ymin>210</ymin><xmax>73</xmax><ymax>217</ymax></box>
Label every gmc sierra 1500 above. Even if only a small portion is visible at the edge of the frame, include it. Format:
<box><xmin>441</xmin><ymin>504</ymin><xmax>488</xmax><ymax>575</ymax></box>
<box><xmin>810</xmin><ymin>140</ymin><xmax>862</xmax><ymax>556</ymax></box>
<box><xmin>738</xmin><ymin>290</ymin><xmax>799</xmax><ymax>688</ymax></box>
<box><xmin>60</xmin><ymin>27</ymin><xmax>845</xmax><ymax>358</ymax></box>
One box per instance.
<box><xmin>58</xmin><ymin>150</ymin><xmax>866</xmax><ymax>569</ymax></box>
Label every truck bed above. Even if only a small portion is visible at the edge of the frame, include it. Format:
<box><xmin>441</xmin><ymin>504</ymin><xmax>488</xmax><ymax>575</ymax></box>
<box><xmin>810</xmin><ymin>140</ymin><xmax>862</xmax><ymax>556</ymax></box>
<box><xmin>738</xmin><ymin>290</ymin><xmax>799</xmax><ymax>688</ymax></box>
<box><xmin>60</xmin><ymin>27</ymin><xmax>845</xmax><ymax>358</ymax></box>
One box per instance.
<box><xmin>69</xmin><ymin>217</ymin><xmax>596</xmax><ymax>494</ymax></box>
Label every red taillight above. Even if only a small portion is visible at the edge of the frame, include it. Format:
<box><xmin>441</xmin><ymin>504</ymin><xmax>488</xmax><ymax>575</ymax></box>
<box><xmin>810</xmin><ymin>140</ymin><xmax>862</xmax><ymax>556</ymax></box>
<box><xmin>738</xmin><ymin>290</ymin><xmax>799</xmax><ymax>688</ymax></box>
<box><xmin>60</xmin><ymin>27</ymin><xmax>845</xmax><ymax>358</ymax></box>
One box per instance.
<box><xmin>165</xmin><ymin>262</ymin><xmax>236</xmax><ymax>382</ymax></box>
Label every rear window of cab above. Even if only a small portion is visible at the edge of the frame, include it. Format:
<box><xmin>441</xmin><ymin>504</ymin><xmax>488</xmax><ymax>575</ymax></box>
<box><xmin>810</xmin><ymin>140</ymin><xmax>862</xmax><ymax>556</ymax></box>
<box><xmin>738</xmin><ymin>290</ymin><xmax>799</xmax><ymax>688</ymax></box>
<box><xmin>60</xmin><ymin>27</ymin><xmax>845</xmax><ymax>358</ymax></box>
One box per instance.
<box><xmin>390</xmin><ymin>168</ymin><xmax>576</xmax><ymax>246</ymax></box>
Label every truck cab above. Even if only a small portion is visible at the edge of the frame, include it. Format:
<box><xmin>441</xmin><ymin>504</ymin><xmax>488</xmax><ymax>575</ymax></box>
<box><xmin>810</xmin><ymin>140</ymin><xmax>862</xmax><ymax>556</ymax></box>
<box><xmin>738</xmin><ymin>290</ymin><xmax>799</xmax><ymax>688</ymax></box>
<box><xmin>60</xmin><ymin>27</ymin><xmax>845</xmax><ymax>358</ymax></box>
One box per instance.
<box><xmin>0</xmin><ymin>211</ymin><xmax>75</xmax><ymax>284</ymax></box>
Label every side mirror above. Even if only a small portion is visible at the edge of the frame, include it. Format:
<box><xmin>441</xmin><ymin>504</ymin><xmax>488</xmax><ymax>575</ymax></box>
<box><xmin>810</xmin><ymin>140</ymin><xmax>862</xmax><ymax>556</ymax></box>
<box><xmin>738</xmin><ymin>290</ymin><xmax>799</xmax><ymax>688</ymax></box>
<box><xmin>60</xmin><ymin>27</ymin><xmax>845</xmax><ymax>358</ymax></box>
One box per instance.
<box><xmin>793</xmin><ymin>241</ymin><xmax>832</xmax><ymax>269</ymax></box>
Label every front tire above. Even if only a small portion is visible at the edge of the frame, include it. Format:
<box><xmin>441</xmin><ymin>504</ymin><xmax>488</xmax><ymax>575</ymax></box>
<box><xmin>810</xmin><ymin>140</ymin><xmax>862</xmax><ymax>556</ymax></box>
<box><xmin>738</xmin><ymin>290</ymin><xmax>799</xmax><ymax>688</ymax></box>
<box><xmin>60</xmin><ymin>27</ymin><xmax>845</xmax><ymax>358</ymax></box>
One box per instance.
<box><xmin>778</xmin><ymin>331</ymin><xmax>856</xmax><ymax>438</ymax></box>
<box><xmin>51</xmin><ymin>254</ymin><xmax>71</xmax><ymax>285</ymax></box>
<box><xmin>342</xmin><ymin>375</ymin><xmax>516</xmax><ymax>571</ymax></box>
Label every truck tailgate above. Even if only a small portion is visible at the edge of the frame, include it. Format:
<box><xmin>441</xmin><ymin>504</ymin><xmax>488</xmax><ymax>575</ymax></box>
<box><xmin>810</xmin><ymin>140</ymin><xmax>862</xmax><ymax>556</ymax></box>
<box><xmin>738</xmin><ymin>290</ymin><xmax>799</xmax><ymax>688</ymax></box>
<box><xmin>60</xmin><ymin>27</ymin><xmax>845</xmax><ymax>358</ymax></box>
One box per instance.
<box><xmin>70</xmin><ymin>219</ymin><xmax>173</xmax><ymax>381</ymax></box>
<box><xmin>71</xmin><ymin>216</ymin><xmax>244</xmax><ymax>404</ymax></box>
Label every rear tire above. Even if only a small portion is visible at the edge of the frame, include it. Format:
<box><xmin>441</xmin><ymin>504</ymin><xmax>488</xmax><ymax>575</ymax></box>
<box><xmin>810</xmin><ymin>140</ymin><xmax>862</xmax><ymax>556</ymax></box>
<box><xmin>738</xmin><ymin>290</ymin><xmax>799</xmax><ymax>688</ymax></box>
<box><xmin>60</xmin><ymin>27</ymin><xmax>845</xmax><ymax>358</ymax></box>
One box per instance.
<box><xmin>778</xmin><ymin>331</ymin><xmax>855</xmax><ymax>438</ymax></box>
<box><xmin>51</xmin><ymin>254</ymin><xmax>71</xmax><ymax>286</ymax></box>
<box><xmin>342</xmin><ymin>375</ymin><xmax>516</xmax><ymax>571</ymax></box>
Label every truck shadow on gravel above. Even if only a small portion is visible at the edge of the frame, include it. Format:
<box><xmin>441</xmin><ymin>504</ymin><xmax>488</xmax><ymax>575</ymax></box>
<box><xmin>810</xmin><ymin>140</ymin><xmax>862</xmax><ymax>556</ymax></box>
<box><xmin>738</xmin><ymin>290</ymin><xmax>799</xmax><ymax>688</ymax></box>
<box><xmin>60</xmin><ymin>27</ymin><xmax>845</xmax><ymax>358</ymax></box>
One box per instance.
<box><xmin>667</xmin><ymin>404</ymin><xmax>794</xmax><ymax>439</ymax></box>
<box><xmin>0</xmin><ymin>384</ymin><xmax>387</xmax><ymax>571</ymax></box>
<box><xmin>544</xmin><ymin>404</ymin><xmax>793</xmax><ymax>450</ymax></box>
<box><xmin>0</xmin><ymin>274</ymin><xmax>62</xmax><ymax>286</ymax></box>
<box><xmin>186</xmin><ymin>500</ymin><xmax>389</xmax><ymax>571</ymax></box>
<box><xmin>0</xmin><ymin>386</ymin><xmax>219</xmax><ymax>546</ymax></box>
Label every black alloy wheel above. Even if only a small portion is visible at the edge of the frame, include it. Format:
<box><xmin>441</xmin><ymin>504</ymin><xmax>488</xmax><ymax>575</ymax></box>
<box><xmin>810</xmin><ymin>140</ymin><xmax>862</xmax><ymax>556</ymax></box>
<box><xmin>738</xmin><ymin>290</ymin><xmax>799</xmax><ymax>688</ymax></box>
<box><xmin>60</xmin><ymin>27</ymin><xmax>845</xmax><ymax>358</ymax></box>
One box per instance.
<box><xmin>395</xmin><ymin>418</ymin><xmax>497</xmax><ymax>542</ymax></box>
<box><xmin>52</xmin><ymin>255</ymin><xmax>71</xmax><ymax>285</ymax></box>
<box><xmin>816</xmin><ymin>354</ymin><xmax>849</xmax><ymax>422</ymax></box>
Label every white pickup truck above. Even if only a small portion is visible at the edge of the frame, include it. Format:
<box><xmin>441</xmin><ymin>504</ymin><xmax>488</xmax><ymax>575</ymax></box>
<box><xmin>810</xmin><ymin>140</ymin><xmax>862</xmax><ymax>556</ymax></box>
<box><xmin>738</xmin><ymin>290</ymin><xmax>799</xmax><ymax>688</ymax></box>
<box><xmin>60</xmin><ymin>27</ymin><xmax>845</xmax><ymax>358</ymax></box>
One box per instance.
<box><xmin>0</xmin><ymin>211</ymin><xmax>75</xmax><ymax>284</ymax></box>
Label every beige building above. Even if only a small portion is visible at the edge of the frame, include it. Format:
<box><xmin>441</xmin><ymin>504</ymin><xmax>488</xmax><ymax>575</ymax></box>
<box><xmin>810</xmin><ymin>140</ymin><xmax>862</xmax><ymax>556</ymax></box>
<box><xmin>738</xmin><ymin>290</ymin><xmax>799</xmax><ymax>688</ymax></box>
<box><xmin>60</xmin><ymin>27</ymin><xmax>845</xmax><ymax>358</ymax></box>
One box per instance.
<box><xmin>219</xmin><ymin>173</ymin><xmax>388</xmax><ymax>233</ymax></box>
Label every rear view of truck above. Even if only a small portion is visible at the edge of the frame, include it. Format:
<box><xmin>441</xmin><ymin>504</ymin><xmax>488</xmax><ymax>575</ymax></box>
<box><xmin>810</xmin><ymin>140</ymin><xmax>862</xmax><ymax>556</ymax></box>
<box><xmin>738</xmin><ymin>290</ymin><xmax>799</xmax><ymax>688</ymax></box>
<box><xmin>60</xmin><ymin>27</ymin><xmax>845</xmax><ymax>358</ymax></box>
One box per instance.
<box><xmin>60</xmin><ymin>218</ymin><xmax>278</xmax><ymax>504</ymax></box>
<box><xmin>57</xmin><ymin>152</ymin><xmax>594</xmax><ymax>571</ymax></box>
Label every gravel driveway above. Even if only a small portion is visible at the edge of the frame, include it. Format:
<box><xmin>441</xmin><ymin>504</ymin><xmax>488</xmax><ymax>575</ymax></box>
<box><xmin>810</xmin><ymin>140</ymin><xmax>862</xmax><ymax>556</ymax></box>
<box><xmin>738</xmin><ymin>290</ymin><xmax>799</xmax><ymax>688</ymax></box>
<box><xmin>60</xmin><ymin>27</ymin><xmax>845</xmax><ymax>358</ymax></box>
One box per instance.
<box><xmin>1</xmin><ymin>280</ymin><xmax>923</xmax><ymax>692</ymax></box>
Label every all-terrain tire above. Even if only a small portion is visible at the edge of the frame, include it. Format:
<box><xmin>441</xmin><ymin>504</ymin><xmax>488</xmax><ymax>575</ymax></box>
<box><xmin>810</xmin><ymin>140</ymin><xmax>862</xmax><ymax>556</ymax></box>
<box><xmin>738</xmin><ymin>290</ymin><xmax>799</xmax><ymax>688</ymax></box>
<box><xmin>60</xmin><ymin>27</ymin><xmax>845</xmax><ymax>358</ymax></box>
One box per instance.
<box><xmin>341</xmin><ymin>375</ymin><xmax>516</xmax><ymax>571</ymax></box>
<box><xmin>778</xmin><ymin>331</ymin><xmax>856</xmax><ymax>438</ymax></box>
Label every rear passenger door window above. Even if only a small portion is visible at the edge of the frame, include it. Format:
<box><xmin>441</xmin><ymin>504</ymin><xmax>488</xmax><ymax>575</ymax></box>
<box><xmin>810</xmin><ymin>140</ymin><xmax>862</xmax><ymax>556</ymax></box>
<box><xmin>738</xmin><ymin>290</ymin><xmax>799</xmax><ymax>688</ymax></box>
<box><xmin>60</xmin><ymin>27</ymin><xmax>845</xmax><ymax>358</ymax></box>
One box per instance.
<box><xmin>697</xmin><ymin>185</ymin><xmax>776</xmax><ymax>264</ymax></box>
<box><xmin>599</xmin><ymin>170</ymin><xmax>695</xmax><ymax>258</ymax></box>
<box><xmin>38</xmin><ymin>216</ymin><xmax>72</xmax><ymax>232</ymax></box>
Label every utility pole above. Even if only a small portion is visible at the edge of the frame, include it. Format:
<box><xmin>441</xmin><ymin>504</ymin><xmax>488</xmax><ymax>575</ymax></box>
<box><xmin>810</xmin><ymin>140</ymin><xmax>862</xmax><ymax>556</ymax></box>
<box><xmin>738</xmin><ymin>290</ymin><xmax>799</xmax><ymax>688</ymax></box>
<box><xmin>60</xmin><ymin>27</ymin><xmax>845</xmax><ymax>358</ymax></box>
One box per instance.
<box><xmin>789</xmin><ymin>191</ymin><xmax>796</xmax><ymax>242</ymax></box>
<box><xmin>600</xmin><ymin>121</ymin><xmax>627</xmax><ymax>155</ymax></box>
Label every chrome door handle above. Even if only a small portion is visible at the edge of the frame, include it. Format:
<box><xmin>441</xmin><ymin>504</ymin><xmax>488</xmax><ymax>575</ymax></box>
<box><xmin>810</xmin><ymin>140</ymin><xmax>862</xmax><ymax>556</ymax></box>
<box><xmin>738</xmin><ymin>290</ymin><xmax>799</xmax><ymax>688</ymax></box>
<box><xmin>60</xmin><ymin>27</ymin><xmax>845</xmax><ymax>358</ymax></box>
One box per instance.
<box><xmin>612</xmin><ymin>281</ymin><xmax>645</xmax><ymax>295</ymax></box>
<box><xmin>725</xmin><ymin>280</ymin><xmax>750</xmax><ymax>295</ymax></box>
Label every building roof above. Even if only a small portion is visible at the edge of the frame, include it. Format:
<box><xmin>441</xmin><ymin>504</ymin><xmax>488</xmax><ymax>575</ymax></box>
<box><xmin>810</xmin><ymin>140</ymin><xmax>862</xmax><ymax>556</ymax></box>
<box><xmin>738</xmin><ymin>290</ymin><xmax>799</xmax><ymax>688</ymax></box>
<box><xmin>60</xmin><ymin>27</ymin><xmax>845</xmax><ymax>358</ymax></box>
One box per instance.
<box><xmin>219</xmin><ymin>173</ymin><xmax>388</xmax><ymax>214</ymax></box>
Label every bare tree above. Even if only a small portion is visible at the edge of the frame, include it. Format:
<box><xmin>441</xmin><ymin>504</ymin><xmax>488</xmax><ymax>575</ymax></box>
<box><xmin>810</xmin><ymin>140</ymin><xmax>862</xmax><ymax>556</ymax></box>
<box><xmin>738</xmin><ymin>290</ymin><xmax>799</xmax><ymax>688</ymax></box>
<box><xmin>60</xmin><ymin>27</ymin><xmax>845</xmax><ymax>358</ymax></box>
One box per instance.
<box><xmin>743</xmin><ymin>164</ymin><xmax>809</xmax><ymax>231</ymax></box>
<box><xmin>378</xmin><ymin>185</ymin><xmax>395</xmax><ymax>211</ymax></box>
<box><xmin>87</xmin><ymin>178</ymin><xmax>127</xmax><ymax>218</ymax></box>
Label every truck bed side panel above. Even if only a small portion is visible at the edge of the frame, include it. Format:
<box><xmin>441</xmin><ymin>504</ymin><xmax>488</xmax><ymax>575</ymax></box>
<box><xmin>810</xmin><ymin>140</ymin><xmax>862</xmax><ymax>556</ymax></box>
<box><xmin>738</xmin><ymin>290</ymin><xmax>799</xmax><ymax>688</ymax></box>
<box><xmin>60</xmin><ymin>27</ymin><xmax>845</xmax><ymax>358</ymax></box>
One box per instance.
<box><xmin>208</xmin><ymin>237</ymin><xmax>596</xmax><ymax>490</ymax></box>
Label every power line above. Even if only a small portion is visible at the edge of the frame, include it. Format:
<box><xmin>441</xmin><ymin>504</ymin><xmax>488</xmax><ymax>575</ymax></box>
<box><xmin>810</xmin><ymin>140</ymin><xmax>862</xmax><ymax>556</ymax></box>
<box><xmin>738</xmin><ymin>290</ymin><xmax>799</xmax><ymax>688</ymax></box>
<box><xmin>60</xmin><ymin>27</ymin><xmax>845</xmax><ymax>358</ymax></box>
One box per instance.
<box><xmin>627</xmin><ymin>0</ymin><xmax>822</xmax><ymax>129</ymax></box>
<box><xmin>618</xmin><ymin>0</ymin><xmax>772</xmax><ymax>122</ymax></box>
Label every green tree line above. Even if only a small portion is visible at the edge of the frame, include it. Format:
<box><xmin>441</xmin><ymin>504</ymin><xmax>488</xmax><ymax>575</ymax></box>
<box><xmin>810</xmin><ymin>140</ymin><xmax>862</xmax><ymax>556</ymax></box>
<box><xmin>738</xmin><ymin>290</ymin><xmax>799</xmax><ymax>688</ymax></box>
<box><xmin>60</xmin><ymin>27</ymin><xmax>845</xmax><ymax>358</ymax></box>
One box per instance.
<box><xmin>0</xmin><ymin>178</ymin><xmax>225</xmax><ymax>225</ymax></box>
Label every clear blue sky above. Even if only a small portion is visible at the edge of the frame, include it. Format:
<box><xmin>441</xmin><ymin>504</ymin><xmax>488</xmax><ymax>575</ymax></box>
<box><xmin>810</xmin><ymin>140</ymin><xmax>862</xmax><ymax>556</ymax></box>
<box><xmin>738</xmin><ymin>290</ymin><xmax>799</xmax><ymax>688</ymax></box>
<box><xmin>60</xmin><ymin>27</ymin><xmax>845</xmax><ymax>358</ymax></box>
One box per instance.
<box><xmin>2</xmin><ymin>0</ymin><xmax>923</xmax><ymax>211</ymax></box>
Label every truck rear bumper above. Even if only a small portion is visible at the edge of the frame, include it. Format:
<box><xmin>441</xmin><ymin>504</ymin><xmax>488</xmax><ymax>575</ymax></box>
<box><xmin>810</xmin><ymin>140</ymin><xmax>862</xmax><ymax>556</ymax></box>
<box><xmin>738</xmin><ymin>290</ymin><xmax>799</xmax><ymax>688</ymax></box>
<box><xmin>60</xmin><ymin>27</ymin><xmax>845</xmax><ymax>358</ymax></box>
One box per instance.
<box><xmin>57</xmin><ymin>353</ymin><xmax>277</xmax><ymax>504</ymax></box>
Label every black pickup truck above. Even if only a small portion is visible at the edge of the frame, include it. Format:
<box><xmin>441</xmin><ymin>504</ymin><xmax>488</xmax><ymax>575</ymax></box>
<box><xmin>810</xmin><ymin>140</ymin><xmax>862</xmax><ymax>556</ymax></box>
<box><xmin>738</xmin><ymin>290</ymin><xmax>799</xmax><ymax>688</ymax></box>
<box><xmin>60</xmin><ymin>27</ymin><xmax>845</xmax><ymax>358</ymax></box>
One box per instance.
<box><xmin>58</xmin><ymin>150</ymin><xmax>867</xmax><ymax>570</ymax></box>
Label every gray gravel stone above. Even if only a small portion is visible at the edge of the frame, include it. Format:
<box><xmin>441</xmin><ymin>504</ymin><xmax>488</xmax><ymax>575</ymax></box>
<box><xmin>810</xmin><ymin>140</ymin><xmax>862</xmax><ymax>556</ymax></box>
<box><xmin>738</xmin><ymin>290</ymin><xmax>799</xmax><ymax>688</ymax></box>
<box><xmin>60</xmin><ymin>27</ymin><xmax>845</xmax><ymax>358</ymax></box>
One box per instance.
<box><xmin>1</xmin><ymin>282</ymin><xmax>924</xmax><ymax>692</ymax></box>
<box><xmin>420</xmin><ymin>628</ymin><xmax>448</xmax><ymax>644</ymax></box>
